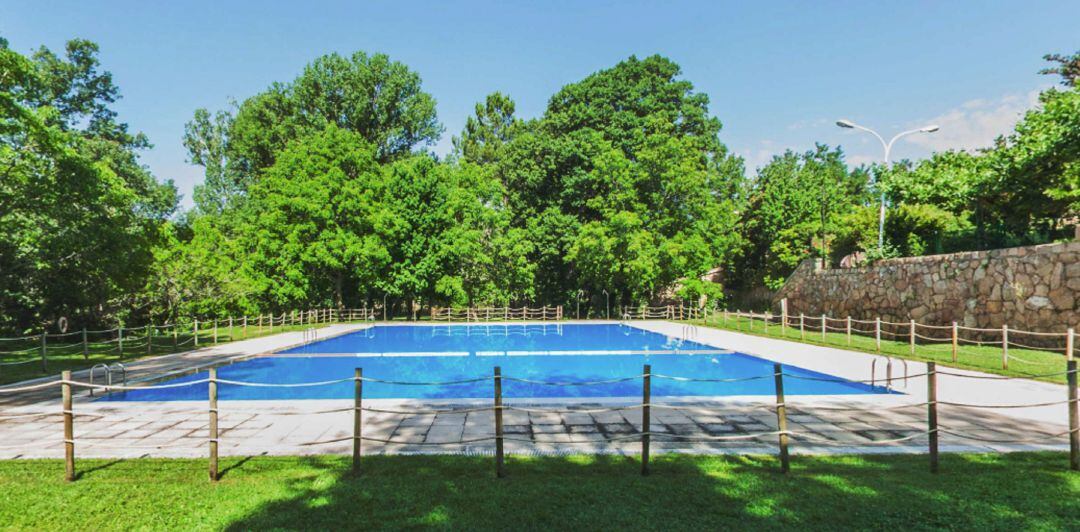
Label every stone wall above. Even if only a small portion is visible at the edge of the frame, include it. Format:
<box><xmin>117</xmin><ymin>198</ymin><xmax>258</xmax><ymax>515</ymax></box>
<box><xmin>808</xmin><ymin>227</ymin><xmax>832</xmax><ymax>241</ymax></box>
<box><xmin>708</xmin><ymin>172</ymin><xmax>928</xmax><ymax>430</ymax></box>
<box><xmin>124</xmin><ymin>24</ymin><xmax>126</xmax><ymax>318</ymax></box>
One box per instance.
<box><xmin>774</xmin><ymin>242</ymin><xmax>1080</xmax><ymax>331</ymax></box>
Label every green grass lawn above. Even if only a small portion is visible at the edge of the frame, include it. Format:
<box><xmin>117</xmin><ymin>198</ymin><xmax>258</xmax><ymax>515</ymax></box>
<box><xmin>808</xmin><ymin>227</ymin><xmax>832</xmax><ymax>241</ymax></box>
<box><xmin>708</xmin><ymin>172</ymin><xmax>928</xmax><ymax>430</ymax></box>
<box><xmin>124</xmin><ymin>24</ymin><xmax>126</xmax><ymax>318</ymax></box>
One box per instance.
<box><xmin>0</xmin><ymin>453</ymin><xmax>1076</xmax><ymax>530</ymax></box>
<box><xmin>688</xmin><ymin>314</ymin><xmax>1073</xmax><ymax>384</ymax></box>
<box><xmin>0</xmin><ymin>322</ymin><xmax>344</xmax><ymax>386</ymax></box>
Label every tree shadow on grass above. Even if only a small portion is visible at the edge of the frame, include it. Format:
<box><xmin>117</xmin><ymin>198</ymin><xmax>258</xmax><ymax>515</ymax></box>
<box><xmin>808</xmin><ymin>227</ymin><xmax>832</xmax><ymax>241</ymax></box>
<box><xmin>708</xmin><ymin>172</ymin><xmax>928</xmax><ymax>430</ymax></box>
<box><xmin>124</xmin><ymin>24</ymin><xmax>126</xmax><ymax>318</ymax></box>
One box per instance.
<box><xmin>220</xmin><ymin>451</ymin><xmax>1080</xmax><ymax>530</ymax></box>
<box><xmin>73</xmin><ymin>458</ymin><xmax>124</xmax><ymax>480</ymax></box>
<box><xmin>218</xmin><ymin>452</ymin><xmax>265</xmax><ymax>480</ymax></box>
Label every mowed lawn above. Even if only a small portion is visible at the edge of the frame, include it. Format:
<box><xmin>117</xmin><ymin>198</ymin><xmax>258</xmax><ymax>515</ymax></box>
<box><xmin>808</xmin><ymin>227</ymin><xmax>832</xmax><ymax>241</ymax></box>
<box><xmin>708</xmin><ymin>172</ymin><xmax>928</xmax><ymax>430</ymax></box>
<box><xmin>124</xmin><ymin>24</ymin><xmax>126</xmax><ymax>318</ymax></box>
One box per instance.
<box><xmin>689</xmin><ymin>315</ymin><xmax>1074</xmax><ymax>384</ymax></box>
<box><xmin>0</xmin><ymin>453</ymin><xmax>1077</xmax><ymax>530</ymax></box>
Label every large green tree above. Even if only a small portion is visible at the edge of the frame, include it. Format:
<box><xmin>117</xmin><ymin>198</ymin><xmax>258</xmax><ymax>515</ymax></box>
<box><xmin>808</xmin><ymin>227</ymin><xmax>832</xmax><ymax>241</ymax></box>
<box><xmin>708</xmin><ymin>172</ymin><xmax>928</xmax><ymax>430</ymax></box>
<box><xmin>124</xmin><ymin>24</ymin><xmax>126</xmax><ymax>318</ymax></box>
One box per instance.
<box><xmin>228</xmin><ymin>51</ymin><xmax>442</xmax><ymax>178</ymax></box>
<box><xmin>735</xmin><ymin>145</ymin><xmax>870</xmax><ymax>289</ymax></box>
<box><xmin>240</xmin><ymin>124</ymin><xmax>391</xmax><ymax>309</ymax></box>
<box><xmin>0</xmin><ymin>37</ymin><xmax>176</xmax><ymax>332</ymax></box>
<box><xmin>495</xmin><ymin>55</ymin><xmax>745</xmax><ymax>308</ymax></box>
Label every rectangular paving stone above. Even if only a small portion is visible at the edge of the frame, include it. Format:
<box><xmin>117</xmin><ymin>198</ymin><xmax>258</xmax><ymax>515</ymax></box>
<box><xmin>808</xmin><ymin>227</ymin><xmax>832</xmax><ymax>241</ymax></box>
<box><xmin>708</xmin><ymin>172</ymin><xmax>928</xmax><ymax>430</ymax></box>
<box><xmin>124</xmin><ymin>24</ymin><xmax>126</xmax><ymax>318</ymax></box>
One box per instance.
<box><xmin>528</xmin><ymin>412</ymin><xmax>562</xmax><ymax>425</ymax></box>
<box><xmin>666</xmin><ymin>424</ymin><xmax>701</xmax><ymax>436</ymax></box>
<box><xmin>399</xmin><ymin>415</ymin><xmax>435</xmax><ymax>427</ymax></box>
<box><xmin>424</xmin><ymin>427</ymin><xmax>462</xmax><ymax>444</ymax></box>
<box><xmin>569</xmin><ymin>424</ymin><xmax>599</xmax><ymax>433</ymax></box>
<box><xmin>562</xmin><ymin>413</ymin><xmax>593</xmax><ymax>425</ymax></box>
<box><xmin>432</xmin><ymin>413</ymin><xmax>466</xmax><ymax>425</ymax></box>
<box><xmin>701</xmin><ymin>423</ymin><xmax>738</xmax><ymax>434</ymax></box>
<box><xmin>532</xmin><ymin>424</ymin><xmax>567</xmax><ymax>434</ymax></box>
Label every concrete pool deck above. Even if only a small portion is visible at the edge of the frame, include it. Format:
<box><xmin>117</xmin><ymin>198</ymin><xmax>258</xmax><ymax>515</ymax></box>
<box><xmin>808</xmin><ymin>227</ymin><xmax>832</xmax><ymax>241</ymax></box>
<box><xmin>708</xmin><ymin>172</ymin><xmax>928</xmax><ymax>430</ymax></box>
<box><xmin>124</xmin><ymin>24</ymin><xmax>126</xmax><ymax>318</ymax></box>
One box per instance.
<box><xmin>0</xmin><ymin>320</ymin><xmax>1072</xmax><ymax>459</ymax></box>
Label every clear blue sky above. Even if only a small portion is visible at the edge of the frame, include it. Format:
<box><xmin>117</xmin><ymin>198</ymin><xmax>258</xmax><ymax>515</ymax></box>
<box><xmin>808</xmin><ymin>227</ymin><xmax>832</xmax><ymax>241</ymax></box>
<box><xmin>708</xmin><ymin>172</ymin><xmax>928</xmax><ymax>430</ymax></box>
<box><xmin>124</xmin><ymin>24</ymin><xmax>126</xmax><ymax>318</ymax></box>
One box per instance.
<box><xmin>4</xmin><ymin>1</ymin><xmax>1078</xmax><ymax>208</ymax></box>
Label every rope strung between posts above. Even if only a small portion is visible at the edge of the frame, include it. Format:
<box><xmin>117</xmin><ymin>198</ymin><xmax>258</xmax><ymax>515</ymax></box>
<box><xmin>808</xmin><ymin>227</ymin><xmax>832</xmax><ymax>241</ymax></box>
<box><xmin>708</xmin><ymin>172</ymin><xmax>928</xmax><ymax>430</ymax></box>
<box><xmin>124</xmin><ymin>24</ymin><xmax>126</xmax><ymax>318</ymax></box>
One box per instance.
<box><xmin>791</xmin><ymin>430</ymin><xmax>932</xmax><ymax>445</ymax></box>
<box><xmin>503</xmin><ymin>404</ymin><xmax>641</xmax><ymax>414</ymax></box>
<box><xmin>936</xmin><ymin>369</ymin><xmax>1072</xmax><ymax>379</ymax></box>
<box><xmin>649</xmin><ymin>373</ymin><xmax>772</xmax><ymax>383</ymax></box>
<box><xmin>501</xmin><ymin>375</ymin><xmax>643</xmax><ymax>386</ymax></box>
<box><xmin>935</xmin><ymin>399</ymin><xmax>1070</xmax><ymax>409</ymax></box>
<box><xmin>1007</xmin><ymin>352</ymin><xmax>1065</xmax><ymax>365</ymax></box>
<box><xmin>782</xmin><ymin>371</ymin><xmax>930</xmax><ymax>384</ymax></box>
<box><xmin>798</xmin><ymin>401</ymin><xmax>930</xmax><ymax>412</ymax></box>
<box><xmin>1006</xmin><ymin>340</ymin><xmax>1066</xmax><ymax>352</ymax></box>
<box><xmin>938</xmin><ymin>428</ymin><xmax>1073</xmax><ymax>444</ymax></box>
<box><xmin>0</xmin><ymin>357</ymin><xmax>40</xmax><ymax>366</ymax></box>
<box><xmin>363</xmin><ymin>405</ymin><xmax>495</xmax><ymax>415</ymax></box>
<box><xmin>0</xmin><ymin>411</ymin><xmax>63</xmax><ymax>420</ymax></box>
<box><xmin>215</xmin><ymin>377</ymin><xmax>353</xmax><ymax>388</ymax></box>
<box><xmin>70</xmin><ymin>379</ymin><xmax>212</xmax><ymax>391</ymax></box>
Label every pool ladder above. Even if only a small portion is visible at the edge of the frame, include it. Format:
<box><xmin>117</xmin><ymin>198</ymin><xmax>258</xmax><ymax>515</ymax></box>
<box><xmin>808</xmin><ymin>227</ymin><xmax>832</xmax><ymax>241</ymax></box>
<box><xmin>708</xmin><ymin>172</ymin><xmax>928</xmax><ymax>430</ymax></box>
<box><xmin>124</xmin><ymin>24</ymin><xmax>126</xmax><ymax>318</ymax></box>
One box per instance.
<box><xmin>869</xmin><ymin>355</ymin><xmax>909</xmax><ymax>390</ymax></box>
<box><xmin>88</xmin><ymin>363</ymin><xmax>126</xmax><ymax>397</ymax></box>
<box><xmin>681</xmin><ymin>324</ymin><xmax>699</xmax><ymax>341</ymax></box>
<box><xmin>302</xmin><ymin>327</ymin><xmax>318</xmax><ymax>343</ymax></box>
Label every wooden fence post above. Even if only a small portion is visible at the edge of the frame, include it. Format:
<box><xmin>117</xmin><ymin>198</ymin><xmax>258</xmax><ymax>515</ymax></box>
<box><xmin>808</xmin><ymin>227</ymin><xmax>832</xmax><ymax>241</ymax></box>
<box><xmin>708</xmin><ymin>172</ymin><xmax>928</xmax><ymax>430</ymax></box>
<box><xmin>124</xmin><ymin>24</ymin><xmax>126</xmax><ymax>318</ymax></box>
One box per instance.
<box><xmin>40</xmin><ymin>333</ymin><xmax>47</xmax><ymax>372</ymax></box>
<box><xmin>62</xmin><ymin>370</ymin><xmax>74</xmax><ymax>481</ymax></box>
<box><xmin>927</xmin><ymin>362</ymin><xmax>938</xmax><ymax>473</ymax></box>
<box><xmin>820</xmin><ymin>314</ymin><xmax>826</xmax><ymax>341</ymax></box>
<box><xmin>194</xmin><ymin>319</ymin><xmax>200</xmax><ymax>347</ymax></box>
<box><xmin>1002</xmin><ymin>324</ymin><xmax>1009</xmax><ymax>369</ymax></box>
<box><xmin>213</xmin><ymin>320</ymin><xmax>218</xmax><ymax>345</ymax></box>
<box><xmin>774</xmin><ymin>363</ymin><xmax>789</xmax><ymax>473</ymax></box>
<box><xmin>353</xmin><ymin>368</ymin><xmax>362</xmax><ymax>475</ymax></box>
<box><xmin>846</xmin><ymin>316</ymin><xmax>852</xmax><ymax>345</ymax></box>
<box><xmin>173</xmin><ymin>324</ymin><xmax>178</xmax><ymax>349</ymax></box>
<box><xmin>799</xmin><ymin>313</ymin><xmax>805</xmax><ymax>340</ymax></box>
<box><xmin>1068</xmin><ymin>328</ymin><xmax>1075</xmax><ymax>362</ymax></box>
<box><xmin>780</xmin><ymin>298</ymin><xmax>788</xmax><ymax>337</ymax></box>
<box><xmin>494</xmin><ymin>366</ymin><xmax>505</xmax><ymax>478</ymax></box>
<box><xmin>208</xmin><ymin>368</ymin><xmax>218</xmax><ymax>482</ymax></box>
<box><xmin>118</xmin><ymin>327</ymin><xmax>124</xmax><ymax>359</ymax></box>
<box><xmin>81</xmin><ymin>328</ymin><xmax>88</xmax><ymax>359</ymax></box>
<box><xmin>146</xmin><ymin>324</ymin><xmax>152</xmax><ymax>356</ymax></box>
<box><xmin>1068</xmin><ymin>360</ymin><xmax>1078</xmax><ymax>471</ymax></box>
<box><xmin>909</xmin><ymin>319</ymin><xmax>916</xmax><ymax>356</ymax></box>
<box><xmin>764</xmin><ymin>313</ymin><xmax>770</xmax><ymax>334</ymax></box>
<box><xmin>243</xmin><ymin>316</ymin><xmax>247</xmax><ymax>339</ymax></box>
<box><xmin>642</xmin><ymin>364</ymin><xmax>651</xmax><ymax>476</ymax></box>
<box><xmin>875</xmin><ymin>318</ymin><xmax>881</xmax><ymax>352</ymax></box>
<box><xmin>952</xmin><ymin>322</ymin><xmax>959</xmax><ymax>363</ymax></box>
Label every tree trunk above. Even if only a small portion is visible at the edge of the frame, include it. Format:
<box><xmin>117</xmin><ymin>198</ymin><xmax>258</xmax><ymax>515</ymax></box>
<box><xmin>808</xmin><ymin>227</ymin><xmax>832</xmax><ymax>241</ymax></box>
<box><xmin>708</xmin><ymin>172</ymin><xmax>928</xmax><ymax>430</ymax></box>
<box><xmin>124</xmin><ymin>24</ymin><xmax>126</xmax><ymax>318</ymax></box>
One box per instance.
<box><xmin>334</xmin><ymin>273</ymin><xmax>344</xmax><ymax>311</ymax></box>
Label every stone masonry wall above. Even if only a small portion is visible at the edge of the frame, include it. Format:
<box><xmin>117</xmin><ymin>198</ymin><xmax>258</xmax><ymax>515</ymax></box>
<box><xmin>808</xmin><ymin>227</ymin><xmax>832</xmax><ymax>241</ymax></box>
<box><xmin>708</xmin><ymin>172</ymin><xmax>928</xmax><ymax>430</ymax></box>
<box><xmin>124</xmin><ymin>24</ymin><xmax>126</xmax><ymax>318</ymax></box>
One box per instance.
<box><xmin>774</xmin><ymin>242</ymin><xmax>1080</xmax><ymax>331</ymax></box>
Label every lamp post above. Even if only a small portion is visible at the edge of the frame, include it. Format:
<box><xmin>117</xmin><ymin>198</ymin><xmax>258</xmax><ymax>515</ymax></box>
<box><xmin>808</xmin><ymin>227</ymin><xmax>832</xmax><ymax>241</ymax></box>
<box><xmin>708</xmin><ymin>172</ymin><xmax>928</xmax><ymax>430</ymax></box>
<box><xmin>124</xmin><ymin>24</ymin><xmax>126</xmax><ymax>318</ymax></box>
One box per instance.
<box><xmin>835</xmin><ymin>119</ymin><xmax>939</xmax><ymax>251</ymax></box>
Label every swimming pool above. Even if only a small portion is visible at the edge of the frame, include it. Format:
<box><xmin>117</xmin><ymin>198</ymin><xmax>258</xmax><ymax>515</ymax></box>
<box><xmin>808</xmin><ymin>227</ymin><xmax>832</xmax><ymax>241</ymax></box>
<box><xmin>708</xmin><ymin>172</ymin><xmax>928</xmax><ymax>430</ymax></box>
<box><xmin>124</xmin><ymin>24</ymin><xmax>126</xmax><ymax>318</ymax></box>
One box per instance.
<box><xmin>278</xmin><ymin>323</ymin><xmax>719</xmax><ymax>355</ymax></box>
<box><xmin>105</xmin><ymin>324</ymin><xmax>890</xmax><ymax>401</ymax></box>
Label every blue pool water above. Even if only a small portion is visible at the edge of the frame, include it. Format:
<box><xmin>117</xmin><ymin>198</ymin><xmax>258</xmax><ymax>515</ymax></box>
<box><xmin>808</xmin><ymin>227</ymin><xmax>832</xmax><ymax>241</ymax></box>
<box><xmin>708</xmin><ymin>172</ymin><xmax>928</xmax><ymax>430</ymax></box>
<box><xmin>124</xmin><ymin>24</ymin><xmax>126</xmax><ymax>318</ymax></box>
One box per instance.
<box><xmin>278</xmin><ymin>323</ymin><xmax>717</xmax><ymax>355</ymax></box>
<box><xmin>105</xmin><ymin>324</ymin><xmax>890</xmax><ymax>401</ymax></box>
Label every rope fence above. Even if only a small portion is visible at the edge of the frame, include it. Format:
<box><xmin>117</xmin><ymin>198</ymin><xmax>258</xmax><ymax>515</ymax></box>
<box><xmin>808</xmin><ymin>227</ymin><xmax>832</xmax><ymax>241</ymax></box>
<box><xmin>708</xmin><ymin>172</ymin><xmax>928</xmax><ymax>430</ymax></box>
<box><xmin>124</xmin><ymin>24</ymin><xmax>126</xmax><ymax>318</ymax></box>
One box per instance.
<box><xmin>0</xmin><ymin>308</ymin><xmax>378</xmax><ymax>377</ymax></box>
<box><xmin>2</xmin><ymin>359</ymin><xmax>1077</xmax><ymax>483</ymax></box>
<box><xmin>696</xmin><ymin>303</ymin><xmax>1075</xmax><ymax>373</ymax></box>
<box><xmin>432</xmin><ymin>306</ymin><xmax>564</xmax><ymax>322</ymax></box>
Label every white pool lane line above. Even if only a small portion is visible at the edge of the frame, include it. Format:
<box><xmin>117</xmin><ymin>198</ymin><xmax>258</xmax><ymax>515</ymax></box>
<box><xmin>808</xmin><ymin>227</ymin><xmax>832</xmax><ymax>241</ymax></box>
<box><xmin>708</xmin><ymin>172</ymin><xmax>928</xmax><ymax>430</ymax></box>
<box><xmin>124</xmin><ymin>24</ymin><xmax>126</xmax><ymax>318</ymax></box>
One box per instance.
<box><xmin>275</xmin><ymin>349</ymin><xmax>734</xmax><ymax>358</ymax></box>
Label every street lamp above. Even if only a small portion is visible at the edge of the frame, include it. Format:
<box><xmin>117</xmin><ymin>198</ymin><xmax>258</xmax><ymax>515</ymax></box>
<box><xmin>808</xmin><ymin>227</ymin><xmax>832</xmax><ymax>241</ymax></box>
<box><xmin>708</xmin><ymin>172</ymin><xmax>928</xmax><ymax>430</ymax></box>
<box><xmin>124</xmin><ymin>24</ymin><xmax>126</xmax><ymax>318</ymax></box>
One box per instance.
<box><xmin>835</xmin><ymin>119</ymin><xmax>939</xmax><ymax>251</ymax></box>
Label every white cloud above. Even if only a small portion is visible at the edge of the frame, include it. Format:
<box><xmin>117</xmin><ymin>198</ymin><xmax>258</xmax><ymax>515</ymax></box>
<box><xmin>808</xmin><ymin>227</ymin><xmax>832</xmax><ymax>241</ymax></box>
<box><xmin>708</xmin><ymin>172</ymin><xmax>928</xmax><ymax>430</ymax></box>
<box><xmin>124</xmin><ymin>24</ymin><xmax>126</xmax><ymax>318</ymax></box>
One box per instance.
<box><xmin>844</xmin><ymin>154</ymin><xmax>879</xmax><ymax>168</ymax></box>
<box><xmin>741</xmin><ymin>139</ymin><xmax>788</xmax><ymax>174</ymax></box>
<box><xmin>903</xmin><ymin>89</ymin><xmax>1043</xmax><ymax>153</ymax></box>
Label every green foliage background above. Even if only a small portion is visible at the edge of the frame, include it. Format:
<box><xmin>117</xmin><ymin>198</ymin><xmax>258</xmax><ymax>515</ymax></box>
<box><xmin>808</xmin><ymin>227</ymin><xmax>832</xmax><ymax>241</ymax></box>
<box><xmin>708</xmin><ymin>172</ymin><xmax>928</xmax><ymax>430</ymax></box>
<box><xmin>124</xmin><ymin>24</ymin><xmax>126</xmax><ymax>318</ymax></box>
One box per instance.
<box><xmin>2</xmin><ymin>36</ymin><xmax>1079</xmax><ymax>331</ymax></box>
